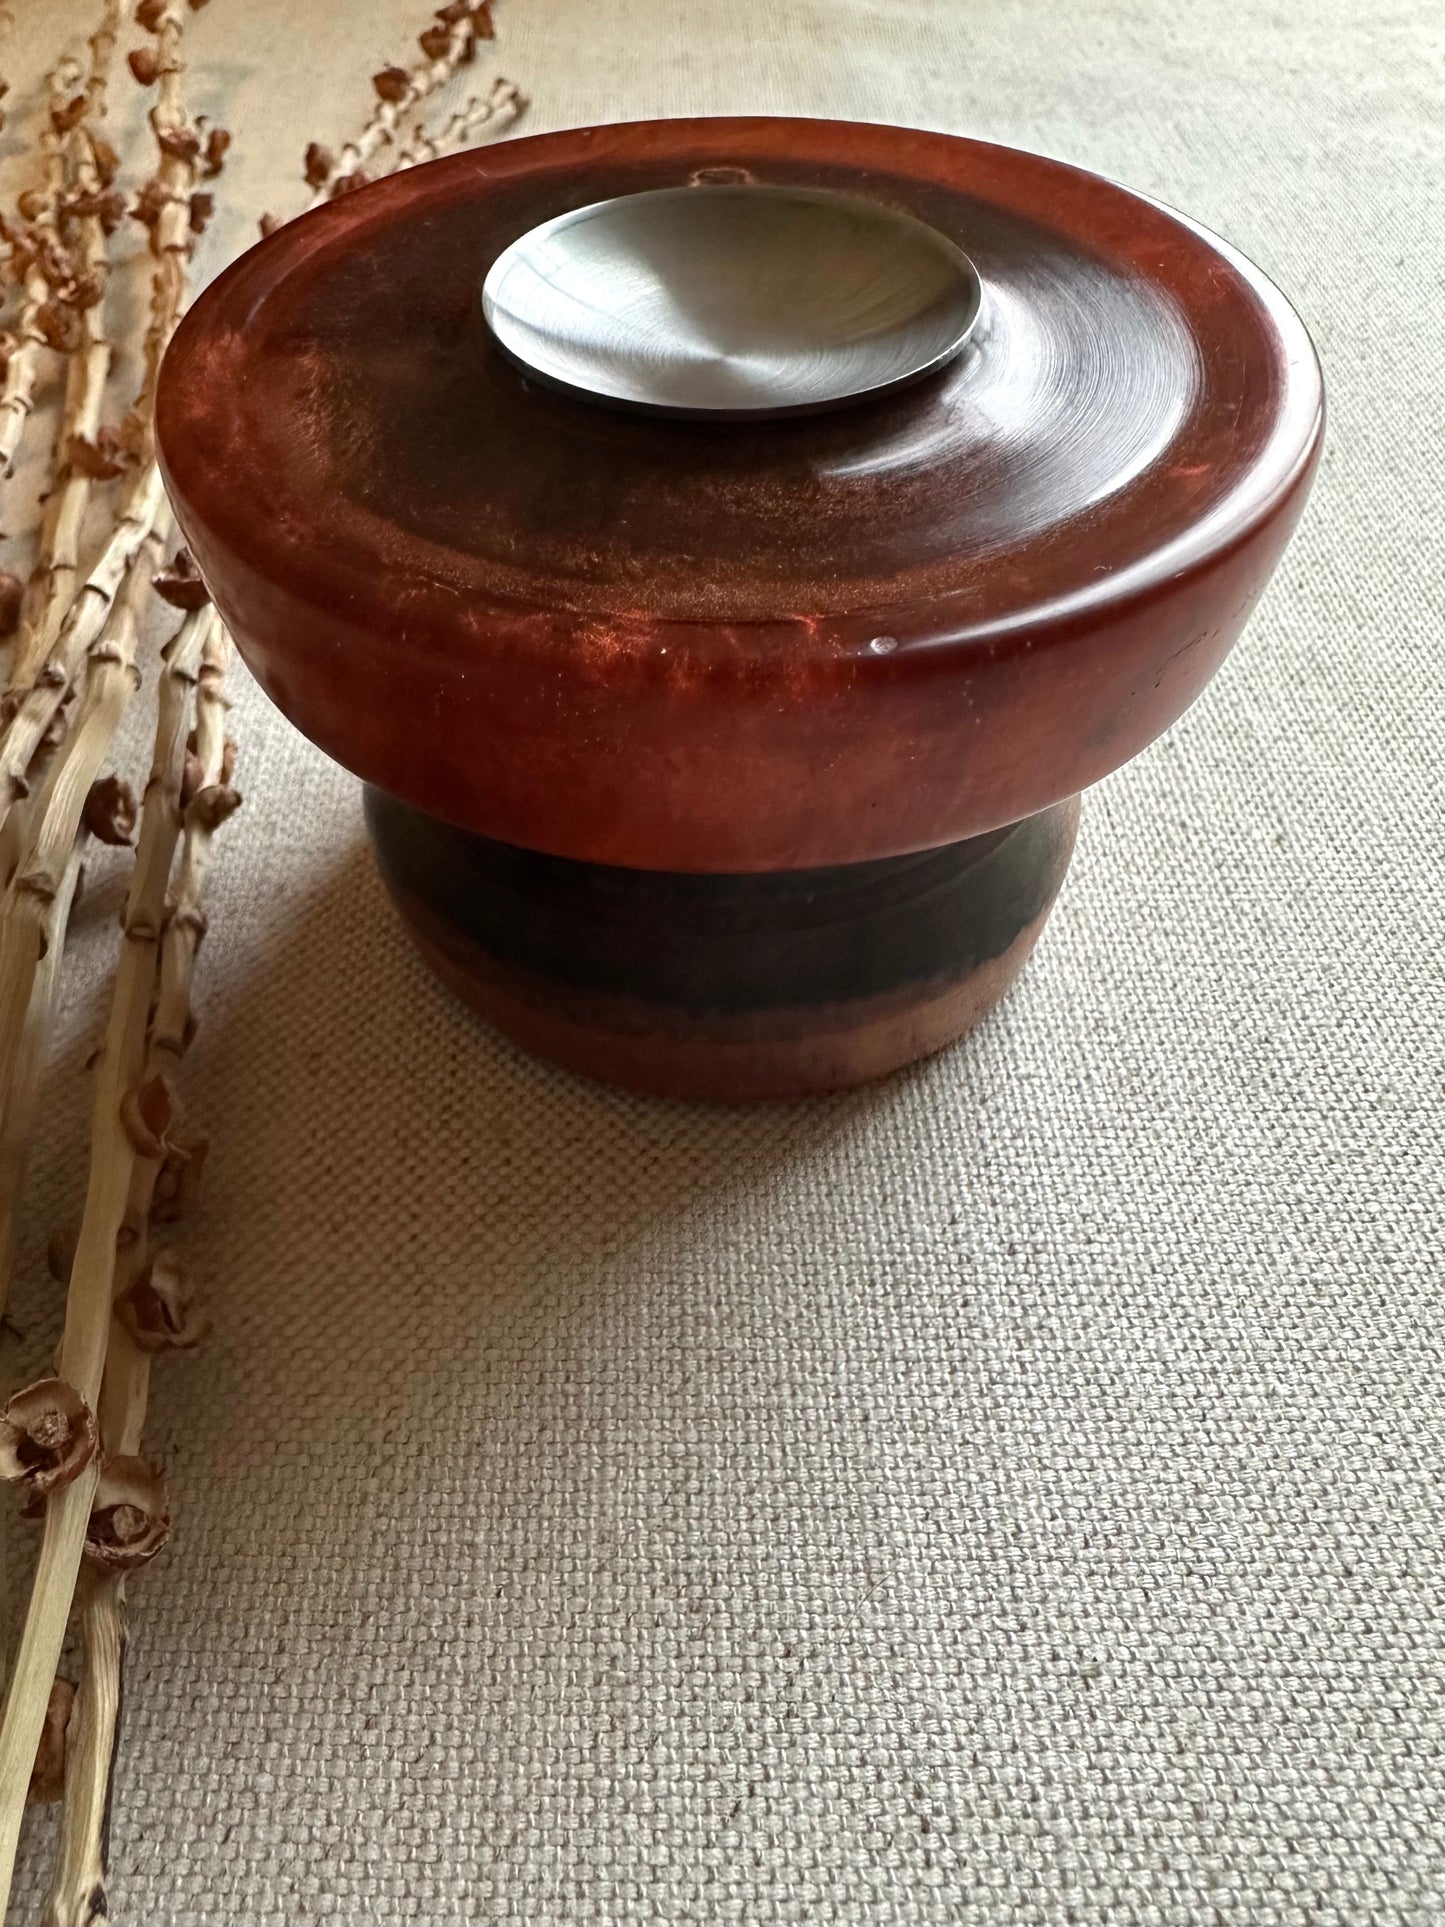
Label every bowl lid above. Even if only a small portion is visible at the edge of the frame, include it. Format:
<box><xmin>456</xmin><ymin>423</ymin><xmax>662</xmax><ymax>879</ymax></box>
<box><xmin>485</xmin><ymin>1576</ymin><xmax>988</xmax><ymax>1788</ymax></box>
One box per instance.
<box><xmin>157</xmin><ymin>117</ymin><xmax>1322</xmax><ymax>870</ymax></box>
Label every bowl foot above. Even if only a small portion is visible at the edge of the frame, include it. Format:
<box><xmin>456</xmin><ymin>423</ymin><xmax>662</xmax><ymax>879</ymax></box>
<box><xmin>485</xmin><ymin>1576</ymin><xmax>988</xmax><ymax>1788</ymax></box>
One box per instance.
<box><xmin>366</xmin><ymin>789</ymin><xmax>1079</xmax><ymax>1102</ymax></box>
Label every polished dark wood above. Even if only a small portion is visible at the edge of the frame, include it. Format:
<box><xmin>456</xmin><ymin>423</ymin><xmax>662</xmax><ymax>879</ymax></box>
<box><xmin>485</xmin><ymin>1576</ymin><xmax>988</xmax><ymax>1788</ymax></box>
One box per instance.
<box><xmin>367</xmin><ymin>789</ymin><xmax>1079</xmax><ymax>1100</ymax></box>
<box><xmin>155</xmin><ymin>119</ymin><xmax>1322</xmax><ymax>1097</ymax></box>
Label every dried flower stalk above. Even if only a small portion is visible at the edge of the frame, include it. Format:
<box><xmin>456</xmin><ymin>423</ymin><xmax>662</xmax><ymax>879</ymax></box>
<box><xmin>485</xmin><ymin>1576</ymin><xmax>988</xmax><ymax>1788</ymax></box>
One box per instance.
<box><xmin>0</xmin><ymin>589</ymin><xmax>212</xmax><ymax>1901</ymax></box>
<box><xmin>0</xmin><ymin>534</ymin><xmax>158</xmax><ymax>1174</ymax></box>
<box><xmin>83</xmin><ymin>1456</ymin><xmax>170</xmax><ymax>1572</ymax></box>
<box><xmin>304</xmin><ymin>4</ymin><xmax>486</xmax><ymax>204</ymax></box>
<box><xmin>2</xmin><ymin>5</ymin><xmax>121</xmax><ymax>709</ymax></box>
<box><xmin>0</xmin><ymin>849</ymin><xmax>78</xmax><ymax>1328</ymax></box>
<box><xmin>0</xmin><ymin>63</ymin><xmax>72</xmax><ymax>478</ymax></box>
<box><xmin>47</xmin><ymin>618</ymin><xmax>231</xmax><ymax>1926</ymax></box>
<box><xmin>0</xmin><ymin>1</ymin><xmax>525</xmax><ymax>1914</ymax></box>
<box><xmin>0</xmin><ymin>0</ymin><xmax>204</xmax><ymax>844</ymax></box>
<box><xmin>0</xmin><ymin>456</ymin><xmax>166</xmax><ymax>856</ymax></box>
<box><xmin>120</xmin><ymin>0</ymin><xmax>213</xmax><ymax>472</ymax></box>
<box><xmin>392</xmin><ymin>71</ymin><xmax>525</xmax><ymax>173</ymax></box>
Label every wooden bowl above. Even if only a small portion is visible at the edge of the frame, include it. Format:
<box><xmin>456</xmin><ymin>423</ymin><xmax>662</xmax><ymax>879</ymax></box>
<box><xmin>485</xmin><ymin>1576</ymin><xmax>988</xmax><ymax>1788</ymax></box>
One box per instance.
<box><xmin>156</xmin><ymin>117</ymin><xmax>1323</xmax><ymax>1100</ymax></box>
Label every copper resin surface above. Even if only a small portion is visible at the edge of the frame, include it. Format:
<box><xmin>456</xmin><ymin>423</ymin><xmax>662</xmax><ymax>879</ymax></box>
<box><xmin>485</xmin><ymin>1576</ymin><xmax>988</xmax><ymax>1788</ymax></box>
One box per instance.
<box><xmin>157</xmin><ymin>117</ymin><xmax>1323</xmax><ymax>876</ymax></box>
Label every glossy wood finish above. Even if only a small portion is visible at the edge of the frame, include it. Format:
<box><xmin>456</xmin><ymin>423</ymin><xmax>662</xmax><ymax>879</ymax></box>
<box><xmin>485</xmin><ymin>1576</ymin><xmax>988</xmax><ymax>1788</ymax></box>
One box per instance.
<box><xmin>367</xmin><ymin>790</ymin><xmax>1079</xmax><ymax>1101</ymax></box>
<box><xmin>155</xmin><ymin>118</ymin><xmax>1322</xmax><ymax>1098</ymax></box>
<box><xmin>157</xmin><ymin>118</ymin><xmax>1323</xmax><ymax>876</ymax></box>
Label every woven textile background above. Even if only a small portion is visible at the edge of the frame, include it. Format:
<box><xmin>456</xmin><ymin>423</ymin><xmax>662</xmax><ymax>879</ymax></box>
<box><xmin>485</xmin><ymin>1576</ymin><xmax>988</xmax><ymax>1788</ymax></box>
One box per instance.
<box><xmin>2</xmin><ymin>1</ymin><xmax>1442</xmax><ymax>1922</ymax></box>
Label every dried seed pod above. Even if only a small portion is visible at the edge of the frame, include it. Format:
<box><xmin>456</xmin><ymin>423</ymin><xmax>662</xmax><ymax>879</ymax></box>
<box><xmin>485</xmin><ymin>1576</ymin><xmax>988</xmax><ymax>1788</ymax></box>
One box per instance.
<box><xmin>202</xmin><ymin>125</ymin><xmax>230</xmax><ymax>177</ymax></box>
<box><xmin>135</xmin><ymin>0</ymin><xmax>167</xmax><ymax>26</ymax></box>
<box><xmin>16</xmin><ymin>186</ymin><xmax>48</xmax><ymax>222</ymax></box>
<box><xmin>82</xmin><ymin>773</ymin><xmax>138</xmax><ymax>846</ymax></box>
<box><xmin>155</xmin><ymin>123</ymin><xmax>201</xmax><ymax>163</ymax></box>
<box><xmin>37</xmin><ymin>230</ymin><xmax>72</xmax><ymax>282</ymax></box>
<box><xmin>372</xmin><ymin>64</ymin><xmax>411</xmax><ymax>103</ymax></box>
<box><xmin>434</xmin><ymin>0</ymin><xmax>471</xmax><ymax>20</ymax></box>
<box><xmin>91</xmin><ymin>134</ymin><xmax>120</xmax><ymax>185</ymax></box>
<box><xmin>179</xmin><ymin>745</ymin><xmax>206</xmax><ymax>807</ymax></box>
<box><xmin>120</xmin><ymin>1073</ymin><xmax>177</xmax><ymax>1161</ymax></box>
<box><xmin>84</xmin><ymin>1458</ymin><xmax>172</xmax><ymax>1572</ymax></box>
<box><xmin>331</xmin><ymin>169</ymin><xmax>371</xmax><ymax>198</ymax></box>
<box><xmin>68</xmin><ymin>186</ymin><xmax>128</xmax><ymax>235</ymax></box>
<box><xmin>127</xmin><ymin>45</ymin><xmax>159</xmax><ymax>86</ymax></box>
<box><xmin>115</xmin><ymin>1249</ymin><xmax>209</xmax><ymax>1352</ymax></box>
<box><xmin>153</xmin><ymin>546</ymin><xmax>210</xmax><ymax>610</ymax></box>
<box><xmin>473</xmin><ymin>0</ymin><xmax>495</xmax><ymax>38</ymax></box>
<box><xmin>50</xmin><ymin>93</ymin><xmax>88</xmax><ymax>136</ymax></box>
<box><xmin>26</xmin><ymin>1679</ymin><xmax>75</xmax><ymax>1806</ymax></box>
<box><xmin>130</xmin><ymin>177</ymin><xmax>171</xmax><ymax>231</ymax></box>
<box><xmin>0</xmin><ymin>570</ymin><xmax>22</xmax><ymax>638</ymax></box>
<box><xmin>188</xmin><ymin>190</ymin><xmax>214</xmax><ymax>235</ymax></box>
<box><xmin>65</xmin><ymin>430</ymin><xmax>127</xmax><ymax>481</ymax></box>
<box><xmin>35</xmin><ymin>303</ymin><xmax>81</xmax><ymax>354</ymax></box>
<box><xmin>67</xmin><ymin>270</ymin><xmax>107</xmax><ymax>312</ymax></box>
<box><xmin>187</xmin><ymin>784</ymin><xmax>242</xmax><ymax>836</ymax></box>
<box><xmin>418</xmin><ymin>23</ymin><xmax>452</xmax><ymax>58</ymax></box>
<box><xmin>150</xmin><ymin>1128</ymin><xmax>209</xmax><ymax>1224</ymax></box>
<box><xmin>46</xmin><ymin>1225</ymin><xmax>78</xmax><ymax>1285</ymax></box>
<box><xmin>0</xmin><ymin>1379</ymin><xmax>99</xmax><ymax>1495</ymax></box>
<box><xmin>0</xmin><ymin>241</ymin><xmax>32</xmax><ymax>288</ymax></box>
<box><xmin>302</xmin><ymin>141</ymin><xmax>334</xmax><ymax>189</ymax></box>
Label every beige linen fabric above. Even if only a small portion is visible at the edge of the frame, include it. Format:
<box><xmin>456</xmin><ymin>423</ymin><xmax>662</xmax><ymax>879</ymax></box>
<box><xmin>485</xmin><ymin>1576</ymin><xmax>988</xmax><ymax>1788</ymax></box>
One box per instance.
<box><xmin>1</xmin><ymin>1</ymin><xmax>1442</xmax><ymax>1922</ymax></box>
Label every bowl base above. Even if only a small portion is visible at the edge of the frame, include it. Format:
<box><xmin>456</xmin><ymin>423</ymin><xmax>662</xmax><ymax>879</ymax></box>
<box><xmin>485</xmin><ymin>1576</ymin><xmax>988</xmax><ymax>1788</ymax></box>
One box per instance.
<box><xmin>366</xmin><ymin>789</ymin><xmax>1079</xmax><ymax>1102</ymax></box>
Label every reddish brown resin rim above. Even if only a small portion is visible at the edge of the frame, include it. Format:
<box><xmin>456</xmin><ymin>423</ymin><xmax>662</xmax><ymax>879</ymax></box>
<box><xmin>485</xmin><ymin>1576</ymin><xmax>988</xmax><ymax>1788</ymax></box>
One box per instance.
<box><xmin>157</xmin><ymin>117</ymin><xmax>1324</xmax><ymax>872</ymax></box>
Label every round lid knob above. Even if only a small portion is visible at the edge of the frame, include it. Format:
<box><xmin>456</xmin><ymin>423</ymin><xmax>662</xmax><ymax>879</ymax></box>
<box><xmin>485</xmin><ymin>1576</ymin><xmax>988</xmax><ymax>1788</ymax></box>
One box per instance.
<box><xmin>157</xmin><ymin>116</ymin><xmax>1322</xmax><ymax>872</ymax></box>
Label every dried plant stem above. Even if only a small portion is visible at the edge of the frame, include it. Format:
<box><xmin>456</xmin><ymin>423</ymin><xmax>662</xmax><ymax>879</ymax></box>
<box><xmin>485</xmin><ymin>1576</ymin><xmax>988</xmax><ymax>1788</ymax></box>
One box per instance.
<box><xmin>0</xmin><ymin>0</ymin><xmax>195</xmax><ymax>842</ymax></box>
<box><xmin>126</xmin><ymin>0</ymin><xmax>198</xmax><ymax>455</ymax></box>
<box><xmin>48</xmin><ymin>621</ymin><xmax>232</xmax><ymax>1927</ymax></box>
<box><xmin>0</xmin><ymin>850</ymin><xmax>80</xmax><ymax>1326</ymax></box>
<box><xmin>4</xmin><ymin>6</ymin><xmax>120</xmax><ymax>695</ymax></box>
<box><xmin>308</xmin><ymin>9</ymin><xmax>480</xmax><ymax>202</ymax></box>
<box><xmin>0</xmin><ymin>841</ymin><xmax>80</xmax><ymax>1691</ymax></box>
<box><xmin>0</xmin><ymin>1</ymin><xmax>521</xmax><ymax>1911</ymax></box>
<box><xmin>0</xmin><ymin>255</ymin><xmax>53</xmax><ymax>479</ymax></box>
<box><xmin>102</xmin><ymin>612</ymin><xmax>227</xmax><ymax>1450</ymax></box>
<box><xmin>0</xmin><ymin>64</ymin><xmax>70</xmax><ymax>480</ymax></box>
<box><xmin>393</xmin><ymin>72</ymin><xmax>524</xmax><ymax>172</ymax></box>
<box><xmin>0</xmin><ymin>600</ymin><xmax>214</xmax><ymax>1909</ymax></box>
<box><xmin>0</xmin><ymin>13</ymin><xmax>213</xmax><ymax>1896</ymax></box>
<box><xmin>0</xmin><ymin>538</ymin><xmax>159</xmax><ymax>1716</ymax></box>
<box><xmin>0</xmin><ymin>463</ymin><xmax>166</xmax><ymax>855</ymax></box>
<box><xmin>45</xmin><ymin>1566</ymin><xmax>120</xmax><ymax>1927</ymax></box>
<box><xmin>0</xmin><ymin>532</ymin><xmax>158</xmax><ymax>1208</ymax></box>
<box><xmin>0</xmin><ymin>1466</ymin><xmax>97</xmax><ymax>1897</ymax></box>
